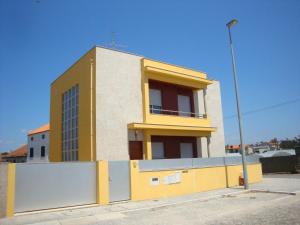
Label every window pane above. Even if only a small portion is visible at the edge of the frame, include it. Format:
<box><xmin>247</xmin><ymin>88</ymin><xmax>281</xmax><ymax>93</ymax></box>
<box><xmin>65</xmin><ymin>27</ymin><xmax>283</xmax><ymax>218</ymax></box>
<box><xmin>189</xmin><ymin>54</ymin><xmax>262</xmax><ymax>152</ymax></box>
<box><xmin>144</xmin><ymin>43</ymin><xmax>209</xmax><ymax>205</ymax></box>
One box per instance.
<box><xmin>152</xmin><ymin>142</ymin><xmax>164</xmax><ymax>159</ymax></box>
<box><xmin>180</xmin><ymin>143</ymin><xmax>193</xmax><ymax>158</ymax></box>
<box><xmin>178</xmin><ymin>95</ymin><xmax>191</xmax><ymax>117</ymax></box>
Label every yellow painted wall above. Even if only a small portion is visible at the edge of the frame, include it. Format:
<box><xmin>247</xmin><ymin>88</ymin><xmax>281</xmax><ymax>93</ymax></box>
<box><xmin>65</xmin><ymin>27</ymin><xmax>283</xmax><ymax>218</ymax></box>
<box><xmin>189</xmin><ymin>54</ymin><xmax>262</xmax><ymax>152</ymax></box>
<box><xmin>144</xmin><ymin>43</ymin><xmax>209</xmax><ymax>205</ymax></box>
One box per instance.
<box><xmin>6</xmin><ymin>163</ymin><xmax>15</xmax><ymax>217</ymax></box>
<box><xmin>226</xmin><ymin>164</ymin><xmax>262</xmax><ymax>187</ymax></box>
<box><xmin>130</xmin><ymin>161</ymin><xmax>262</xmax><ymax>201</ymax></box>
<box><xmin>50</xmin><ymin>48</ymin><xmax>96</xmax><ymax>162</ymax></box>
<box><xmin>130</xmin><ymin>161</ymin><xmax>227</xmax><ymax>201</ymax></box>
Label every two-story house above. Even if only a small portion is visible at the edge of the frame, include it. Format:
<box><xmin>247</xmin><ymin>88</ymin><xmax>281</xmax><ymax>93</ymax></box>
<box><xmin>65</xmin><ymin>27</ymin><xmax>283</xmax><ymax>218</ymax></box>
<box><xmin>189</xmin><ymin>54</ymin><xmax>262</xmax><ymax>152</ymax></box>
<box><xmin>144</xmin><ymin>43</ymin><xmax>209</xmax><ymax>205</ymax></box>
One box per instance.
<box><xmin>49</xmin><ymin>46</ymin><xmax>225</xmax><ymax>162</ymax></box>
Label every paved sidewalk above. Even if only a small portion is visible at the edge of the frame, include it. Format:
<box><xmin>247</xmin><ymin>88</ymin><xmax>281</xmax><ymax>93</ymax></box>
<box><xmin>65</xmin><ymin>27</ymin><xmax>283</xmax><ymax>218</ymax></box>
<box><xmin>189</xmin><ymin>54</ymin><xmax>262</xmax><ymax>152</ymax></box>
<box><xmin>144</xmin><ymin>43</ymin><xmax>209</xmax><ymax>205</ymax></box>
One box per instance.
<box><xmin>0</xmin><ymin>188</ymin><xmax>245</xmax><ymax>225</ymax></box>
<box><xmin>237</xmin><ymin>174</ymin><xmax>300</xmax><ymax>194</ymax></box>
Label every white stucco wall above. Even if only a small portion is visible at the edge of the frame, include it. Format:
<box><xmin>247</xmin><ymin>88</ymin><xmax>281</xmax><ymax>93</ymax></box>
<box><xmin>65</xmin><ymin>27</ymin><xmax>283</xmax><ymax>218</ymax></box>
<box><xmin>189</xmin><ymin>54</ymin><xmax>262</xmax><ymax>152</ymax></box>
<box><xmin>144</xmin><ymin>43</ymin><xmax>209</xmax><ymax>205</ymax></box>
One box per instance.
<box><xmin>95</xmin><ymin>47</ymin><xmax>143</xmax><ymax>160</ymax></box>
<box><xmin>206</xmin><ymin>81</ymin><xmax>226</xmax><ymax>157</ymax></box>
<box><xmin>27</xmin><ymin>131</ymin><xmax>49</xmax><ymax>163</ymax></box>
<box><xmin>194</xmin><ymin>81</ymin><xmax>225</xmax><ymax>157</ymax></box>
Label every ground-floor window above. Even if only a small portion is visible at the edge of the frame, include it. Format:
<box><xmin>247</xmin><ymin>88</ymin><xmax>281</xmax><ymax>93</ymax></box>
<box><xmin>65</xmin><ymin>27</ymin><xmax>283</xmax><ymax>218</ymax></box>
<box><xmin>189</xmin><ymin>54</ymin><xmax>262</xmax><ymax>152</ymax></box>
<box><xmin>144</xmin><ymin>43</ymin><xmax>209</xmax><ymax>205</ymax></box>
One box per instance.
<box><xmin>151</xmin><ymin>136</ymin><xmax>197</xmax><ymax>159</ymax></box>
<box><xmin>180</xmin><ymin>143</ymin><xmax>193</xmax><ymax>158</ymax></box>
<box><xmin>152</xmin><ymin>142</ymin><xmax>164</xmax><ymax>159</ymax></box>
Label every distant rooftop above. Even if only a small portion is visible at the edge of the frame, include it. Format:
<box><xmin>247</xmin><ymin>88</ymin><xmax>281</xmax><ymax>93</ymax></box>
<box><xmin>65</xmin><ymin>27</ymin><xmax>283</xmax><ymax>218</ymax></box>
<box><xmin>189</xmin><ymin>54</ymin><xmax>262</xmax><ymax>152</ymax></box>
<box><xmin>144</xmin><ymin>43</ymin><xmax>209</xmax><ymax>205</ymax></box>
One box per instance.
<box><xmin>28</xmin><ymin>123</ymin><xmax>50</xmax><ymax>136</ymax></box>
<box><xmin>4</xmin><ymin>144</ymin><xmax>27</xmax><ymax>158</ymax></box>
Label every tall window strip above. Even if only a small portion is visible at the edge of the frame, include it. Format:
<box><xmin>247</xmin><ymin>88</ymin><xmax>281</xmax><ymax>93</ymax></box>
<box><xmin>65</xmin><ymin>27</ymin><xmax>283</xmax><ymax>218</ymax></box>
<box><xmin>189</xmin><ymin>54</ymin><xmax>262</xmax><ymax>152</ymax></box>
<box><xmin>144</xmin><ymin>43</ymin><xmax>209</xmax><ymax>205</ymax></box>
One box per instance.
<box><xmin>62</xmin><ymin>84</ymin><xmax>79</xmax><ymax>161</ymax></box>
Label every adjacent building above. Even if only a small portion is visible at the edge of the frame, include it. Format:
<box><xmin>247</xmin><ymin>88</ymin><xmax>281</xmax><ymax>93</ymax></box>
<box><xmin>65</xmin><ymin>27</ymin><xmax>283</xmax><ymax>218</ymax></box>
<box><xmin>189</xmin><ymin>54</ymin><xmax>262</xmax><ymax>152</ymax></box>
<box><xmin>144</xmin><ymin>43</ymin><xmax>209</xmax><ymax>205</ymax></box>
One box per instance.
<box><xmin>27</xmin><ymin>124</ymin><xmax>50</xmax><ymax>163</ymax></box>
<box><xmin>2</xmin><ymin>144</ymin><xmax>27</xmax><ymax>163</ymax></box>
<box><xmin>50</xmin><ymin>46</ymin><xmax>225</xmax><ymax>162</ymax></box>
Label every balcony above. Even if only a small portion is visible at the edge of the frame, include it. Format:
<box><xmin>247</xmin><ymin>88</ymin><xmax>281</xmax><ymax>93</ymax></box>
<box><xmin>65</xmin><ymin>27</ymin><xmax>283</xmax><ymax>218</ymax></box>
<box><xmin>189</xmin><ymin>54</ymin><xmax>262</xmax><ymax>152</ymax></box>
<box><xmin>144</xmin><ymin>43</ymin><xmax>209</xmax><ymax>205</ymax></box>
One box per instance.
<box><xmin>146</xmin><ymin>105</ymin><xmax>210</xmax><ymax>127</ymax></box>
<box><xmin>150</xmin><ymin>105</ymin><xmax>207</xmax><ymax>118</ymax></box>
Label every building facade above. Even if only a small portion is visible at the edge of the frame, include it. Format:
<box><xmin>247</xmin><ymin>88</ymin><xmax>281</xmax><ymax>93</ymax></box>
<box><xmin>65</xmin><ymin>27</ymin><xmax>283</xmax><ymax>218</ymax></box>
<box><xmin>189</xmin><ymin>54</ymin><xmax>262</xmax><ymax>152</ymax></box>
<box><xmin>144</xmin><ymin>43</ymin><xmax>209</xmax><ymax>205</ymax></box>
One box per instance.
<box><xmin>50</xmin><ymin>46</ymin><xmax>225</xmax><ymax>162</ymax></box>
<box><xmin>27</xmin><ymin>124</ymin><xmax>50</xmax><ymax>163</ymax></box>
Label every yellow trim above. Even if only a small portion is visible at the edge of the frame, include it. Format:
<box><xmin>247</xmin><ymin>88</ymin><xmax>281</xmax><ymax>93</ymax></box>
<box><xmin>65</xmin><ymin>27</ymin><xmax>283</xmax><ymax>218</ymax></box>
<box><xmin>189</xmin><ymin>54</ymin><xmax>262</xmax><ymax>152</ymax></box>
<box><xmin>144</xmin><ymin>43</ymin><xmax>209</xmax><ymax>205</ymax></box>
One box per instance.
<box><xmin>145</xmin><ymin>67</ymin><xmax>212</xmax><ymax>89</ymax></box>
<box><xmin>96</xmin><ymin>161</ymin><xmax>109</xmax><ymax>205</ymax></box>
<box><xmin>144</xmin><ymin>131</ymin><xmax>152</xmax><ymax>160</ymax></box>
<box><xmin>128</xmin><ymin>123</ymin><xmax>216</xmax><ymax>132</ymax></box>
<box><xmin>50</xmin><ymin>48</ymin><xmax>96</xmax><ymax>162</ymax></box>
<box><xmin>6</xmin><ymin>163</ymin><xmax>15</xmax><ymax>217</ymax></box>
<box><xmin>143</xmin><ymin>59</ymin><xmax>208</xmax><ymax>79</ymax></box>
<box><xmin>142</xmin><ymin>59</ymin><xmax>213</xmax><ymax>90</ymax></box>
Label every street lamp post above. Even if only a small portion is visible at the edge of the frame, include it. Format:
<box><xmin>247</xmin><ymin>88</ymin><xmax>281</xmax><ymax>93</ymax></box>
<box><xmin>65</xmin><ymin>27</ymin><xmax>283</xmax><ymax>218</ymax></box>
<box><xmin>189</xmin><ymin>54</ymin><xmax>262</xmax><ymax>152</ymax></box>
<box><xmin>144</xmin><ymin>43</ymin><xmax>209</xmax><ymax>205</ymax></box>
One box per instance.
<box><xmin>226</xmin><ymin>19</ymin><xmax>249</xmax><ymax>189</ymax></box>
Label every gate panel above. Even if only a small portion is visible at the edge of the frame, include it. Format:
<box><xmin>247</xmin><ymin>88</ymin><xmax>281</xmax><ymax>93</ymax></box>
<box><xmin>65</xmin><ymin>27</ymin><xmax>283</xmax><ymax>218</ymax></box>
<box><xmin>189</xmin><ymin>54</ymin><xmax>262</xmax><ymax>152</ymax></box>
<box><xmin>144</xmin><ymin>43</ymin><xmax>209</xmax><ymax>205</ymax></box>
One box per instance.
<box><xmin>15</xmin><ymin>162</ymin><xmax>96</xmax><ymax>213</ymax></box>
<box><xmin>108</xmin><ymin>161</ymin><xmax>130</xmax><ymax>202</ymax></box>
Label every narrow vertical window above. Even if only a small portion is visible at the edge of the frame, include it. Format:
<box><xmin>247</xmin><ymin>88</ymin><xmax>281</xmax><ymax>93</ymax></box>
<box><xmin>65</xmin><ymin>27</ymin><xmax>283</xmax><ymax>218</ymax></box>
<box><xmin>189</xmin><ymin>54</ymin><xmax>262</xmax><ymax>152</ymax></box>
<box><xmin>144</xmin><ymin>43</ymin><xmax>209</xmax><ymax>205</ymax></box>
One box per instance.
<box><xmin>62</xmin><ymin>84</ymin><xmax>79</xmax><ymax>161</ymax></box>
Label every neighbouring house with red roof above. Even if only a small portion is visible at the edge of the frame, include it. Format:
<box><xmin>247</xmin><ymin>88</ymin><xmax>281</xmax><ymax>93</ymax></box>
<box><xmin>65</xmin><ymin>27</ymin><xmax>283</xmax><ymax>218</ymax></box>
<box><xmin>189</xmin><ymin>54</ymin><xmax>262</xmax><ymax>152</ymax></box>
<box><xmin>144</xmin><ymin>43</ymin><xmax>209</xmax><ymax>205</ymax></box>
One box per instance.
<box><xmin>27</xmin><ymin>123</ymin><xmax>50</xmax><ymax>163</ymax></box>
<box><xmin>2</xmin><ymin>144</ymin><xmax>28</xmax><ymax>163</ymax></box>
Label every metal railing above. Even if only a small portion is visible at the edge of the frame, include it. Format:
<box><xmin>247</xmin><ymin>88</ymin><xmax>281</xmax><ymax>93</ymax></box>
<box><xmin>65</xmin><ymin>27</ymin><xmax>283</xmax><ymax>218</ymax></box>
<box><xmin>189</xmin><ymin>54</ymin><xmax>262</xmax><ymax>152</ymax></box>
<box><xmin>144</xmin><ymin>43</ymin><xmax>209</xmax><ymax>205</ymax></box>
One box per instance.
<box><xmin>150</xmin><ymin>105</ymin><xmax>207</xmax><ymax>118</ymax></box>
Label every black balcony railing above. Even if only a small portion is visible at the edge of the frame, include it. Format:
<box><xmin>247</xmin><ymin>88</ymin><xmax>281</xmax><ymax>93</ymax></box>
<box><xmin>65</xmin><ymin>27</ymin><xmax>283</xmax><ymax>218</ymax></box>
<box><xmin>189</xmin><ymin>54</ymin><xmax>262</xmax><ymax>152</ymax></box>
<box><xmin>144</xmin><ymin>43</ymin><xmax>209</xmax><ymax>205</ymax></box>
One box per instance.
<box><xmin>150</xmin><ymin>105</ymin><xmax>207</xmax><ymax>118</ymax></box>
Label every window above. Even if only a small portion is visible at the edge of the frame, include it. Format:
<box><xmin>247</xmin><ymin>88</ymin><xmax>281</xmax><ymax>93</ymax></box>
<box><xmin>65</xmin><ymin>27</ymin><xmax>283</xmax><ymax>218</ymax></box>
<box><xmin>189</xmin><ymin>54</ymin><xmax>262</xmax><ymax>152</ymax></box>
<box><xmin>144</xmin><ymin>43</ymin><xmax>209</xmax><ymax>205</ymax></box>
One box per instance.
<box><xmin>62</xmin><ymin>84</ymin><xmax>79</xmax><ymax>161</ymax></box>
<box><xmin>149</xmin><ymin>89</ymin><xmax>162</xmax><ymax>114</ymax></box>
<box><xmin>152</xmin><ymin>142</ymin><xmax>164</xmax><ymax>159</ymax></box>
<box><xmin>41</xmin><ymin>146</ymin><xmax>45</xmax><ymax>157</ymax></box>
<box><xmin>30</xmin><ymin>148</ymin><xmax>34</xmax><ymax>158</ymax></box>
<box><xmin>178</xmin><ymin>95</ymin><xmax>191</xmax><ymax>117</ymax></box>
<box><xmin>42</xmin><ymin>134</ymin><xmax>45</xmax><ymax>139</ymax></box>
<box><xmin>180</xmin><ymin>143</ymin><xmax>193</xmax><ymax>158</ymax></box>
<box><xmin>30</xmin><ymin>136</ymin><xmax>34</xmax><ymax>141</ymax></box>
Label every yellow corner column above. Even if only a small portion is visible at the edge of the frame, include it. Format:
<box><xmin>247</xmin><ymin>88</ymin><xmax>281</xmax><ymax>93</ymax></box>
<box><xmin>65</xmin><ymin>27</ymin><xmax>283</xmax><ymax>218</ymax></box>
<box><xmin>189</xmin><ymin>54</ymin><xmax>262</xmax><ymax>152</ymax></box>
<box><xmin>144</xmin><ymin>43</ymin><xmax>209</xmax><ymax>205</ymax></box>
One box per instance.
<box><xmin>6</xmin><ymin>163</ymin><xmax>16</xmax><ymax>217</ymax></box>
<box><xmin>96</xmin><ymin>161</ymin><xmax>109</xmax><ymax>205</ymax></box>
<box><xmin>144</xmin><ymin>131</ymin><xmax>152</xmax><ymax>160</ymax></box>
<box><xmin>129</xmin><ymin>160</ymin><xmax>138</xmax><ymax>201</ymax></box>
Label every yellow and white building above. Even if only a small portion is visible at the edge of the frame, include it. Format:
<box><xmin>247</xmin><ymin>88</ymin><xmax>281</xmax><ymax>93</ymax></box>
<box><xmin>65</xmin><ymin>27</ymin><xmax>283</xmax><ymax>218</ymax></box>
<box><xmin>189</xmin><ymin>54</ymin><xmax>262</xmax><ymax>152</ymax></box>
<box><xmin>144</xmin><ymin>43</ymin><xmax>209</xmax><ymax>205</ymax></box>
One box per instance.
<box><xmin>50</xmin><ymin>46</ymin><xmax>225</xmax><ymax>162</ymax></box>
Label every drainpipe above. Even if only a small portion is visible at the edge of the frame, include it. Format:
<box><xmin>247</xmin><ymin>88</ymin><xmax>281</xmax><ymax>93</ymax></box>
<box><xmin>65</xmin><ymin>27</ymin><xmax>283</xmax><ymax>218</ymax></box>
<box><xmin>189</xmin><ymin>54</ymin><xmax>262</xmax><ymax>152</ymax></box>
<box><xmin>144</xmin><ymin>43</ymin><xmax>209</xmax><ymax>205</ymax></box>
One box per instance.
<box><xmin>203</xmin><ymin>88</ymin><xmax>207</xmax><ymax>118</ymax></box>
<box><xmin>207</xmin><ymin>136</ymin><xmax>211</xmax><ymax>158</ymax></box>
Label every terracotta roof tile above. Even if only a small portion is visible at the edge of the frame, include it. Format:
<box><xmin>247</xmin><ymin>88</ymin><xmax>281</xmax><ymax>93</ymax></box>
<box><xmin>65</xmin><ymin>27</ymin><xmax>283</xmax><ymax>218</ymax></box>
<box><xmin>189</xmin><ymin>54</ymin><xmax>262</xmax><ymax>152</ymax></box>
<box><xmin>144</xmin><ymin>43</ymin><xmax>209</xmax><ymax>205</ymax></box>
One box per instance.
<box><xmin>5</xmin><ymin>144</ymin><xmax>27</xmax><ymax>157</ymax></box>
<box><xmin>28</xmin><ymin>123</ymin><xmax>50</xmax><ymax>135</ymax></box>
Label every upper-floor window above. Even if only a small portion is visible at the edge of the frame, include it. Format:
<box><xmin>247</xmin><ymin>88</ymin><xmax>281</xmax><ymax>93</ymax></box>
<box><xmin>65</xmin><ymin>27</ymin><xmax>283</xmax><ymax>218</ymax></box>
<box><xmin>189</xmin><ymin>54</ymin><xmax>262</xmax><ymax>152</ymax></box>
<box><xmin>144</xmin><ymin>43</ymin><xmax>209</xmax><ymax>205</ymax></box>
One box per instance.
<box><xmin>149</xmin><ymin>88</ymin><xmax>162</xmax><ymax>114</ymax></box>
<box><xmin>30</xmin><ymin>148</ymin><xmax>34</xmax><ymax>158</ymax></box>
<box><xmin>30</xmin><ymin>136</ymin><xmax>34</xmax><ymax>141</ymax></box>
<box><xmin>178</xmin><ymin>95</ymin><xmax>192</xmax><ymax>117</ymax></box>
<box><xmin>42</xmin><ymin>134</ymin><xmax>45</xmax><ymax>139</ymax></box>
<box><xmin>41</xmin><ymin>146</ymin><xmax>45</xmax><ymax>157</ymax></box>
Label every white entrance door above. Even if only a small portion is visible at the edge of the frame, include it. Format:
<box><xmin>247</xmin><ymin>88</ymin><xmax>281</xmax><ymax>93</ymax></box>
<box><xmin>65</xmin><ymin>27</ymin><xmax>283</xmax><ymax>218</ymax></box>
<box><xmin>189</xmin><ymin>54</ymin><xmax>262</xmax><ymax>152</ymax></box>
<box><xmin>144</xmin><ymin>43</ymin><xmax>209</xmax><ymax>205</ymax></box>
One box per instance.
<box><xmin>180</xmin><ymin>143</ymin><xmax>193</xmax><ymax>158</ymax></box>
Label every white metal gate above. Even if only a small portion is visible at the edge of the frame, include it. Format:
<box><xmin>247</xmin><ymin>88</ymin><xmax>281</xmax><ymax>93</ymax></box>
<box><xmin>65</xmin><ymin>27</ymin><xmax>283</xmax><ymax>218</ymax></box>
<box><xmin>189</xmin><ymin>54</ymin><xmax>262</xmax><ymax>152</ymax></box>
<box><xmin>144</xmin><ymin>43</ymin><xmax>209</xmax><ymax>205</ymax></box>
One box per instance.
<box><xmin>108</xmin><ymin>161</ymin><xmax>130</xmax><ymax>202</ymax></box>
<box><xmin>15</xmin><ymin>162</ymin><xmax>96</xmax><ymax>213</ymax></box>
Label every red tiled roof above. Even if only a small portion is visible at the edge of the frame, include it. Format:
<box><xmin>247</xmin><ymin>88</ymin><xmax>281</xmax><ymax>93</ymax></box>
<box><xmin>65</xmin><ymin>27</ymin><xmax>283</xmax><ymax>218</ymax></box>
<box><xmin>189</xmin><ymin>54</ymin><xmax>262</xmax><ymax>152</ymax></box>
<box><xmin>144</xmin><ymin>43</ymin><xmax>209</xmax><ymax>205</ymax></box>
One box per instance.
<box><xmin>5</xmin><ymin>144</ymin><xmax>27</xmax><ymax>158</ymax></box>
<box><xmin>28</xmin><ymin>123</ymin><xmax>50</xmax><ymax>135</ymax></box>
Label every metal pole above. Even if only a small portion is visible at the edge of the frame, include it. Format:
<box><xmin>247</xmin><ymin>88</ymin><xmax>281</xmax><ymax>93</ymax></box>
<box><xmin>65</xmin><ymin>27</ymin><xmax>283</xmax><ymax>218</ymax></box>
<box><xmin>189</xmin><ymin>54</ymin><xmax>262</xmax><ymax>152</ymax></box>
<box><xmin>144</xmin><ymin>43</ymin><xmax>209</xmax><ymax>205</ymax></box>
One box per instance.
<box><xmin>227</xmin><ymin>21</ymin><xmax>249</xmax><ymax>189</ymax></box>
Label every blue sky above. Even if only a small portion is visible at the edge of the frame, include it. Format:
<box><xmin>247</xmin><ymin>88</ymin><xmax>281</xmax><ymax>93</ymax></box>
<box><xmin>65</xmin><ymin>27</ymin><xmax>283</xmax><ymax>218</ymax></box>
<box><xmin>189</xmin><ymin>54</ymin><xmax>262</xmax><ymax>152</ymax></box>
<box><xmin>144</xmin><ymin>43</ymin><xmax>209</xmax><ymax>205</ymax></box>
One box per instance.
<box><xmin>0</xmin><ymin>0</ymin><xmax>300</xmax><ymax>152</ymax></box>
